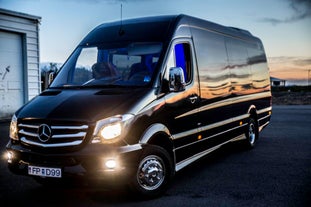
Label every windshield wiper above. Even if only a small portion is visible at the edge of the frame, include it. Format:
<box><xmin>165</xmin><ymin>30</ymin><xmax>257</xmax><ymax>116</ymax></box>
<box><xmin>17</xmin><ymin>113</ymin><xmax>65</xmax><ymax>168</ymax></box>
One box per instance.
<box><xmin>80</xmin><ymin>84</ymin><xmax>144</xmax><ymax>89</ymax></box>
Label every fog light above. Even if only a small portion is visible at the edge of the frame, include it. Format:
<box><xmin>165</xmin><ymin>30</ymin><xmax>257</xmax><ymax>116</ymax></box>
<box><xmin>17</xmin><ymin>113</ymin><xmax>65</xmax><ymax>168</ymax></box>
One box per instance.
<box><xmin>7</xmin><ymin>151</ymin><xmax>13</xmax><ymax>163</ymax></box>
<box><xmin>105</xmin><ymin>159</ymin><xmax>117</xmax><ymax>169</ymax></box>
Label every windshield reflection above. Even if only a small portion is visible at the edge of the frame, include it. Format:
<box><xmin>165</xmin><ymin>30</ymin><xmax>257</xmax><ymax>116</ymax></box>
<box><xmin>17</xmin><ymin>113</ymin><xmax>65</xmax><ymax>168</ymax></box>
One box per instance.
<box><xmin>50</xmin><ymin>42</ymin><xmax>163</xmax><ymax>88</ymax></box>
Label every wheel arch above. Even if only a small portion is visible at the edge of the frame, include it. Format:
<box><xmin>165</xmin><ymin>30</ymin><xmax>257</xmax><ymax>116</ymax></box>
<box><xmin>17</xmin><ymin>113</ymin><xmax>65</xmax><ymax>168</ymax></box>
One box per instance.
<box><xmin>248</xmin><ymin>105</ymin><xmax>258</xmax><ymax>121</ymax></box>
<box><xmin>139</xmin><ymin>123</ymin><xmax>175</xmax><ymax>169</ymax></box>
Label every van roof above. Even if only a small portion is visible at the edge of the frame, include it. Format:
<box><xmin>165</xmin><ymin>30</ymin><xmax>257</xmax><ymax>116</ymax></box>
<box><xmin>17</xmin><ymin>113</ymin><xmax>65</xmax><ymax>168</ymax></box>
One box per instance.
<box><xmin>80</xmin><ymin>14</ymin><xmax>257</xmax><ymax>46</ymax></box>
<box><xmin>80</xmin><ymin>15</ymin><xmax>178</xmax><ymax>45</ymax></box>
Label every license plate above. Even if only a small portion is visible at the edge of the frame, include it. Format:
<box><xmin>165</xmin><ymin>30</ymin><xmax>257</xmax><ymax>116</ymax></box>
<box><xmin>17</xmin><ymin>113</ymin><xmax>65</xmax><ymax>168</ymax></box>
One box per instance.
<box><xmin>28</xmin><ymin>165</ymin><xmax>62</xmax><ymax>178</ymax></box>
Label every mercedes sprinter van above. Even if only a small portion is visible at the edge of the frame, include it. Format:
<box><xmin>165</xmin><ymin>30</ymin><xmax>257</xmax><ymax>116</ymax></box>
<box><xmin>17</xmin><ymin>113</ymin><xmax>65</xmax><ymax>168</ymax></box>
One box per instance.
<box><xmin>6</xmin><ymin>14</ymin><xmax>272</xmax><ymax>198</ymax></box>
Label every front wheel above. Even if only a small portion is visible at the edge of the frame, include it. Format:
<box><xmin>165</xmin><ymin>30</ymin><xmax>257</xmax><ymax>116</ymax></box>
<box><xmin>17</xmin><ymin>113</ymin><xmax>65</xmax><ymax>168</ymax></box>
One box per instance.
<box><xmin>129</xmin><ymin>145</ymin><xmax>174</xmax><ymax>199</ymax></box>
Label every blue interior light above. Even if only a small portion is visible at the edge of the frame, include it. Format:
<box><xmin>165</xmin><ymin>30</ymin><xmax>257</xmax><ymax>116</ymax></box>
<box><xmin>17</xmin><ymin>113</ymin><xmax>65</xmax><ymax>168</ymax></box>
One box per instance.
<box><xmin>175</xmin><ymin>44</ymin><xmax>187</xmax><ymax>81</ymax></box>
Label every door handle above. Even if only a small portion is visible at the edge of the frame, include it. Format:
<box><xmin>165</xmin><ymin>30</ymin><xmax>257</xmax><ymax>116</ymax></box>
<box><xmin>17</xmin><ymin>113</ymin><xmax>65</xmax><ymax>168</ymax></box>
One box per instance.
<box><xmin>189</xmin><ymin>96</ymin><xmax>198</xmax><ymax>104</ymax></box>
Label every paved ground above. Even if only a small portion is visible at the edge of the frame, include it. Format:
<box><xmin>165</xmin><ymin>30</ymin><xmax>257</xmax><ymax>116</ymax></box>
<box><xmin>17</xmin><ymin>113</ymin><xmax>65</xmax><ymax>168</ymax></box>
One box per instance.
<box><xmin>0</xmin><ymin>105</ymin><xmax>310</xmax><ymax>207</ymax></box>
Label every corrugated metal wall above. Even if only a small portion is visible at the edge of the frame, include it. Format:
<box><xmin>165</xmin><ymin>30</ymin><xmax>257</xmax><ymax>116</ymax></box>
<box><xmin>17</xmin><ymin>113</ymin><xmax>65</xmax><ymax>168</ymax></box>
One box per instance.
<box><xmin>0</xmin><ymin>9</ymin><xmax>41</xmax><ymax>119</ymax></box>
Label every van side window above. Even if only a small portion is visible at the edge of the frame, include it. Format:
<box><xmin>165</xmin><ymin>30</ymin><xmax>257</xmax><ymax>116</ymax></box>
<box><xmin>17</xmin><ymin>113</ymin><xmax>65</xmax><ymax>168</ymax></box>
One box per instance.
<box><xmin>226</xmin><ymin>38</ymin><xmax>252</xmax><ymax>95</ymax></box>
<box><xmin>193</xmin><ymin>30</ymin><xmax>230</xmax><ymax>99</ymax></box>
<box><xmin>246</xmin><ymin>42</ymin><xmax>270</xmax><ymax>91</ymax></box>
<box><xmin>166</xmin><ymin>42</ymin><xmax>192</xmax><ymax>84</ymax></box>
<box><xmin>175</xmin><ymin>43</ymin><xmax>192</xmax><ymax>83</ymax></box>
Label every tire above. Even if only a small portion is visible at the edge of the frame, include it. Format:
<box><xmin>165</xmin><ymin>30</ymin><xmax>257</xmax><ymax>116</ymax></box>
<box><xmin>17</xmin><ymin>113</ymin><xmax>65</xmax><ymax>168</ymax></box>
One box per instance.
<box><xmin>129</xmin><ymin>145</ymin><xmax>174</xmax><ymax>199</ymax></box>
<box><xmin>244</xmin><ymin>117</ymin><xmax>259</xmax><ymax>149</ymax></box>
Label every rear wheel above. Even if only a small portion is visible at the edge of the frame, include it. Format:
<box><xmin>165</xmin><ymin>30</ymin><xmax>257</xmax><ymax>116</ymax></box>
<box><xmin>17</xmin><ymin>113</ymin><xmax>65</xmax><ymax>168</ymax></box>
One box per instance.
<box><xmin>244</xmin><ymin>117</ymin><xmax>259</xmax><ymax>149</ymax></box>
<box><xmin>129</xmin><ymin>145</ymin><xmax>174</xmax><ymax>199</ymax></box>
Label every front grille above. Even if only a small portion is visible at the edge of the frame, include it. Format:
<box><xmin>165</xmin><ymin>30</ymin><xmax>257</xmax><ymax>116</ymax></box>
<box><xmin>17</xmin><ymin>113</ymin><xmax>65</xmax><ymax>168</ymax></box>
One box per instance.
<box><xmin>18</xmin><ymin>122</ymin><xmax>89</xmax><ymax>148</ymax></box>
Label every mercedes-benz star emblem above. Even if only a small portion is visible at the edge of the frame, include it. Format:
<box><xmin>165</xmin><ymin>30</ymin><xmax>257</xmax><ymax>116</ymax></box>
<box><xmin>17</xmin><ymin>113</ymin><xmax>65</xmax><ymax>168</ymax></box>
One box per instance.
<box><xmin>38</xmin><ymin>124</ymin><xmax>52</xmax><ymax>142</ymax></box>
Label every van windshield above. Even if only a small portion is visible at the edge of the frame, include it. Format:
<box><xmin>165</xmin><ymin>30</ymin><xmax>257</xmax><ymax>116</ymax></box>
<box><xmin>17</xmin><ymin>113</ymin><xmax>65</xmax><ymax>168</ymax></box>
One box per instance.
<box><xmin>50</xmin><ymin>42</ymin><xmax>163</xmax><ymax>88</ymax></box>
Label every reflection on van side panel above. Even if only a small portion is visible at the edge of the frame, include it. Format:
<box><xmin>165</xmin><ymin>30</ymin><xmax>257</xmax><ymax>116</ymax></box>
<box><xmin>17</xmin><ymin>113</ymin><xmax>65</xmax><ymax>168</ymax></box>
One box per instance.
<box><xmin>171</xmin><ymin>18</ymin><xmax>271</xmax><ymax>170</ymax></box>
<box><xmin>6</xmin><ymin>14</ymin><xmax>271</xmax><ymax>198</ymax></box>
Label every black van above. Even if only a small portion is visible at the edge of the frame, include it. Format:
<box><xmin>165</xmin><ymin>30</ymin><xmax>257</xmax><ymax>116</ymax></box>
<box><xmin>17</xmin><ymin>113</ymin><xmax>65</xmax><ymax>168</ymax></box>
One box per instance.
<box><xmin>6</xmin><ymin>14</ymin><xmax>272</xmax><ymax>198</ymax></box>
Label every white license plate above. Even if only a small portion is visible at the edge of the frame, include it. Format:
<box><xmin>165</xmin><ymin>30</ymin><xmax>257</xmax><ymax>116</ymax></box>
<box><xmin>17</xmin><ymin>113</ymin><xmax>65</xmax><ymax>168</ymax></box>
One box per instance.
<box><xmin>28</xmin><ymin>165</ymin><xmax>62</xmax><ymax>178</ymax></box>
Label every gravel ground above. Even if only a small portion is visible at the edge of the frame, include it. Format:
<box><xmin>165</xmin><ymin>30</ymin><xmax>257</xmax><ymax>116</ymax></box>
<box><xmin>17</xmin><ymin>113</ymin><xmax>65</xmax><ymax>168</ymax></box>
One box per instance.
<box><xmin>272</xmin><ymin>91</ymin><xmax>311</xmax><ymax>105</ymax></box>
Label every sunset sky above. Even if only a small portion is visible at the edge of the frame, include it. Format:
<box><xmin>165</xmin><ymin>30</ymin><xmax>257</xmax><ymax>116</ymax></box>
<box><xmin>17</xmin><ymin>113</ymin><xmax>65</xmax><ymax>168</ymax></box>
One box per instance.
<box><xmin>1</xmin><ymin>0</ymin><xmax>311</xmax><ymax>85</ymax></box>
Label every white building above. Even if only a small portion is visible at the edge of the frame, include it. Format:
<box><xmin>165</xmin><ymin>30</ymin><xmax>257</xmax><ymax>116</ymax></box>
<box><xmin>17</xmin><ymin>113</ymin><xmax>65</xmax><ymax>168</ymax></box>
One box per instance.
<box><xmin>0</xmin><ymin>9</ymin><xmax>41</xmax><ymax>119</ymax></box>
<box><xmin>270</xmin><ymin>77</ymin><xmax>286</xmax><ymax>87</ymax></box>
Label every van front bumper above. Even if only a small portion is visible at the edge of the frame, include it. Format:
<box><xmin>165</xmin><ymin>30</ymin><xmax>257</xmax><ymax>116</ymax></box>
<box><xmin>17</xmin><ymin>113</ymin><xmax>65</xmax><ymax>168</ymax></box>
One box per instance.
<box><xmin>6</xmin><ymin>141</ymin><xmax>143</xmax><ymax>184</ymax></box>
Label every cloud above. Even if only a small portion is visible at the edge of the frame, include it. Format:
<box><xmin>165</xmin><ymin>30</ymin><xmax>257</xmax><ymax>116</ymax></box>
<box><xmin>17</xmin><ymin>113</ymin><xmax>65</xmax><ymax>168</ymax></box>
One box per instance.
<box><xmin>261</xmin><ymin>0</ymin><xmax>311</xmax><ymax>25</ymax></box>
<box><xmin>268</xmin><ymin>56</ymin><xmax>311</xmax><ymax>80</ymax></box>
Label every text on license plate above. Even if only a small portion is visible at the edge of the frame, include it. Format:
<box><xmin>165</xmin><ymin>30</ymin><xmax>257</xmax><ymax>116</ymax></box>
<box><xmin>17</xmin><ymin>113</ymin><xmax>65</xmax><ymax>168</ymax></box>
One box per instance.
<box><xmin>28</xmin><ymin>165</ymin><xmax>62</xmax><ymax>178</ymax></box>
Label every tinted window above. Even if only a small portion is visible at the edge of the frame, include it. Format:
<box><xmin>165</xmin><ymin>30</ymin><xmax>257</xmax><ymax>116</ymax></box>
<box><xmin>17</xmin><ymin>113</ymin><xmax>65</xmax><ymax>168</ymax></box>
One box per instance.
<box><xmin>247</xmin><ymin>42</ymin><xmax>270</xmax><ymax>91</ymax></box>
<box><xmin>226</xmin><ymin>38</ymin><xmax>252</xmax><ymax>95</ymax></box>
<box><xmin>193</xmin><ymin>30</ymin><xmax>230</xmax><ymax>99</ymax></box>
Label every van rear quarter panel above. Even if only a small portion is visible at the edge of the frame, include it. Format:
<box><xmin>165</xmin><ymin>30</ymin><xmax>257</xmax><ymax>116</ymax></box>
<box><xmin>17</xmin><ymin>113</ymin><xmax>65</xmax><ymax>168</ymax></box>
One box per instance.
<box><xmin>189</xmin><ymin>19</ymin><xmax>271</xmax><ymax>143</ymax></box>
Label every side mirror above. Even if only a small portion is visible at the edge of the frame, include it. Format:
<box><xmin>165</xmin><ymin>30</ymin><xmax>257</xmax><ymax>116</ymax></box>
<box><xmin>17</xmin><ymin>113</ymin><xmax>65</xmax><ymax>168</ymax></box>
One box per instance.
<box><xmin>169</xmin><ymin>67</ymin><xmax>185</xmax><ymax>92</ymax></box>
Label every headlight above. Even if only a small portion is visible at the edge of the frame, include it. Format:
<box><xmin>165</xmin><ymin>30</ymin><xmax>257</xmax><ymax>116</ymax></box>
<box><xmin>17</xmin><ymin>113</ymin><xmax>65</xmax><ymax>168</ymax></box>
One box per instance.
<box><xmin>92</xmin><ymin>114</ymin><xmax>134</xmax><ymax>144</ymax></box>
<box><xmin>100</xmin><ymin>122</ymin><xmax>122</xmax><ymax>139</ymax></box>
<box><xmin>9</xmin><ymin>115</ymin><xmax>18</xmax><ymax>140</ymax></box>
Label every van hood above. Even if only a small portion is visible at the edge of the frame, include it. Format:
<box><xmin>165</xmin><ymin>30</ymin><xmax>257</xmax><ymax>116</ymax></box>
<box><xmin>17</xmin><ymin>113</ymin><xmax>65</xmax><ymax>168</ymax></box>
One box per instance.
<box><xmin>16</xmin><ymin>88</ymin><xmax>149</xmax><ymax>123</ymax></box>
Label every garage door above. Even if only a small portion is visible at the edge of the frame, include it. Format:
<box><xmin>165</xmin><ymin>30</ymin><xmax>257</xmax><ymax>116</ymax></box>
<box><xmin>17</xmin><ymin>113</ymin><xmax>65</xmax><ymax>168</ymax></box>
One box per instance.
<box><xmin>0</xmin><ymin>31</ymin><xmax>24</xmax><ymax>119</ymax></box>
